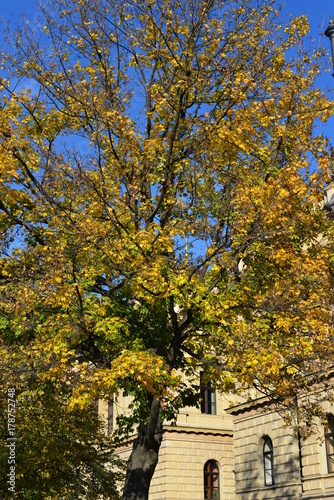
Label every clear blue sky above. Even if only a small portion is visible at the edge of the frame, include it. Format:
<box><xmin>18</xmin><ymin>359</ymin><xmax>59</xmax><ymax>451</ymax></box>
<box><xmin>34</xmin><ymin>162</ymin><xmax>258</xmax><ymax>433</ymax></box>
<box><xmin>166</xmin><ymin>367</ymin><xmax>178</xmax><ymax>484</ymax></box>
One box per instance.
<box><xmin>1</xmin><ymin>0</ymin><xmax>334</xmax><ymax>74</ymax></box>
<box><xmin>1</xmin><ymin>1</ymin><xmax>334</xmax><ymax>36</ymax></box>
<box><xmin>1</xmin><ymin>1</ymin><xmax>334</xmax><ymax>29</ymax></box>
<box><xmin>1</xmin><ymin>0</ymin><xmax>334</xmax><ymax>137</ymax></box>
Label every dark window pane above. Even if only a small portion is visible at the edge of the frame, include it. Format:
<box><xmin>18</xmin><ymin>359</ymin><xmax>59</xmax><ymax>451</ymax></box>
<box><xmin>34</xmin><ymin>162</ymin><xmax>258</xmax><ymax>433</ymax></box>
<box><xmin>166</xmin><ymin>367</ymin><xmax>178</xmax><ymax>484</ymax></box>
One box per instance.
<box><xmin>200</xmin><ymin>374</ymin><xmax>216</xmax><ymax>415</ymax></box>
<box><xmin>107</xmin><ymin>397</ymin><xmax>114</xmax><ymax>436</ymax></box>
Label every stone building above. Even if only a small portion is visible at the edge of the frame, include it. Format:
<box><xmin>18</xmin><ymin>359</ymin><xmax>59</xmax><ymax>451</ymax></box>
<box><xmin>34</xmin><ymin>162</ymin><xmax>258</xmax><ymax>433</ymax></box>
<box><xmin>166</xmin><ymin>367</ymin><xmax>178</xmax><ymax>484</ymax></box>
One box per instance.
<box><xmin>229</xmin><ymin>396</ymin><xmax>334</xmax><ymax>500</ymax></box>
<box><xmin>100</xmin><ymin>380</ymin><xmax>334</xmax><ymax>500</ymax></box>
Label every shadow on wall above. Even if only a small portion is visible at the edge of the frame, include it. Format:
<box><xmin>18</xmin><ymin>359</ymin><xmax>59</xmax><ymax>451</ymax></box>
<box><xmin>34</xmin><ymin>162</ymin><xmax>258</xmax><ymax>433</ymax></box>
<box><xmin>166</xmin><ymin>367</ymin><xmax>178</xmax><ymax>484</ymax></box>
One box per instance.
<box><xmin>236</xmin><ymin>438</ymin><xmax>302</xmax><ymax>500</ymax></box>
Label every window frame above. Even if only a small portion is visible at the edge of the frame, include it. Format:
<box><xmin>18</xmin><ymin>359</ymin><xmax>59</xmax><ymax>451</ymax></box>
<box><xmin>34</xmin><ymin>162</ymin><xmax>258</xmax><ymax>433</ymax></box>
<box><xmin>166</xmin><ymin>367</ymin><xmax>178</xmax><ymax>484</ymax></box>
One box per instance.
<box><xmin>200</xmin><ymin>373</ymin><xmax>216</xmax><ymax>415</ymax></box>
<box><xmin>263</xmin><ymin>436</ymin><xmax>274</xmax><ymax>486</ymax></box>
<box><xmin>107</xmin><ymin>397</ymin><xmax>114</xmax><ymax>437</ymax></box>
<box><xmin>204</xmin><ymin>460</ymin><xmax>220</xmax><ymax>500</ymax></box>
<box><xmin>325</xmin><ymin>415</ymin><xmax>334</xmax><ymax>473</ymax></box>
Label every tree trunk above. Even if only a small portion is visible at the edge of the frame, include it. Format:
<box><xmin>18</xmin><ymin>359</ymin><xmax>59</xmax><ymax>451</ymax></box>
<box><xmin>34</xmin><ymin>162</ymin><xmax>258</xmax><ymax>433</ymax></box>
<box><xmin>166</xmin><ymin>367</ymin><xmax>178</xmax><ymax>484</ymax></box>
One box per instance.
<box><xmin>122</xmin><ymin>399</ymin><xmax>162</xmax><ymax>500</ymax></box>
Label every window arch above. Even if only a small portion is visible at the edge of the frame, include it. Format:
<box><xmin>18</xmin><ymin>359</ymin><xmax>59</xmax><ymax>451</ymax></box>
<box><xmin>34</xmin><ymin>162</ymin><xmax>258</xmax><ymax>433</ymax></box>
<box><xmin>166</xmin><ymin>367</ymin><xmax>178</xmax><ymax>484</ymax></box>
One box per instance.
<box><xmin>263</xmin><ymin>436</ymin><xmax>274</xmax><ymax>486</ymax></box>
<box><xmin>204</xmin><ymin>460</ymin><xmax>220</xmax><ymax>499</ymax></box>
<box><xmin>325</xmin><ymin>415</ymin><xmax>334</xmax><ymax>473</ymax></box>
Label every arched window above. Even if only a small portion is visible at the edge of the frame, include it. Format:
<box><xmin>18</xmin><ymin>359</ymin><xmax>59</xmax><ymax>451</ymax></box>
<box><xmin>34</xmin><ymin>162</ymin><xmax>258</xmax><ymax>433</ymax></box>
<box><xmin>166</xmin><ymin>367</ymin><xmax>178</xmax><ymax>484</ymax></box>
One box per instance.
<box><xmin>204</xmin><ymin>460</ymin><xmax>220</xmax><ymax>499</ymax></box>
<box><xmin>325</xmin><ymin>415</ymin><xmax>334</xmax><ymax>473</ymax></box>
<box><xmin>263</xmin><ymin>436</ymin><xmax>274</xmax><ymax>486</ymax></box>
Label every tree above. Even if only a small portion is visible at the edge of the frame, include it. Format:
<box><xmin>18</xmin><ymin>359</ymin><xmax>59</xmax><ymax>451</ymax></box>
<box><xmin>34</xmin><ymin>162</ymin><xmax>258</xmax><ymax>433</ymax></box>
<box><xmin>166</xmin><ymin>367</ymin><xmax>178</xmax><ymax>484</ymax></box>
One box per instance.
<box><xmin>0</xmin><ymin>0</ymin><xmax>334</xmax><ymax>498</ymax></box>
<box><xmin>0</xmin><ymin>387</ymin><xmax>124</xmax><ymax>499</ymax></box>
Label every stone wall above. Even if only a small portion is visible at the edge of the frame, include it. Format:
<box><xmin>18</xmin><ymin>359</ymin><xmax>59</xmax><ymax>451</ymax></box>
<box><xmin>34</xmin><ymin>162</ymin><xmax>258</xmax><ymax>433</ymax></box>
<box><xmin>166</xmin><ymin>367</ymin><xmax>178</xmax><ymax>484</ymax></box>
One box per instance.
<box><xmin>117</xmin><ymin>429</ymin><xmax>235</xmax><ymax>500</ymax></box>
<box><xmin>151</xmin><ymin>429</ymin><xmax>235</xmax><ymax>499</ymax></box>
<box><xmin>232</xmin><ymin>406</ymin><xmax>301</xmax><ymax>499</ymax></box>
<box><xmin>103</xmin><ymin>385</ymin><xmax>334</xmax><ymax>499</ymax></box>
<box><xmin>230</xmin><ymin>401</ymin><xmax>334</xmax><ymax>500</ymax></box>
<box><xmin>114</xmin><ymin>388</ymin><xmax>236</xmax><ymax>499</ymax></box>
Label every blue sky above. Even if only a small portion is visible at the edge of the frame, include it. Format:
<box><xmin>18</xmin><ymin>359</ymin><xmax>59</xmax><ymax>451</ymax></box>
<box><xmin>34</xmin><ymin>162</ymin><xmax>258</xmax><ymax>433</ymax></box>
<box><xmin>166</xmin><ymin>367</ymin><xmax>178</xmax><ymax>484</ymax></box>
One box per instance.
<box><xmin>1</xmin><ymin>0</ymin><xmax>334</xmax><ymax>75</ymax></box>
<box><xmin>1</xmin><ymin>0</ymin><xmax>334</xmax><ymax>137</ymax></box>
<box><xmin>1</xmin><ymin>1</ymin><xmax>334</xmax><ymax>29</ymax></box>
<box><xmin>1</xmin><ymin>1</ymin><xmax>334</xmax><ymax>37</ymax></box>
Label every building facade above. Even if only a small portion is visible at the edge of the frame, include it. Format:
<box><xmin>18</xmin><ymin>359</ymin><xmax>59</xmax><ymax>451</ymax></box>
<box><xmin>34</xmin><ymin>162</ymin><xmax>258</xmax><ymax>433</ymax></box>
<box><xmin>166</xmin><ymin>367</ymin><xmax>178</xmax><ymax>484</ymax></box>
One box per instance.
<box><xmin>229</xmin><ymin>398</ymin><xmax>334</xmax><ymax>500</ymax></box>
<box><xmin>102</xmin><ymin>383</ymin><xmax>334</xmax><ymax>500</ymax></box>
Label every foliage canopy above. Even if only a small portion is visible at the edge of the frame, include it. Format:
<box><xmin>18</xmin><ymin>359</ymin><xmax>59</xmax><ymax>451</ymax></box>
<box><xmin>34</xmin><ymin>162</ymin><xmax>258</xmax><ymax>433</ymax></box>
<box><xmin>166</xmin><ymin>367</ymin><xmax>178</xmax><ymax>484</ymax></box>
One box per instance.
<box><xmin>0</xmin><ymin>390</ymin><xmax>123</xmax><ymax>499</ymax></box>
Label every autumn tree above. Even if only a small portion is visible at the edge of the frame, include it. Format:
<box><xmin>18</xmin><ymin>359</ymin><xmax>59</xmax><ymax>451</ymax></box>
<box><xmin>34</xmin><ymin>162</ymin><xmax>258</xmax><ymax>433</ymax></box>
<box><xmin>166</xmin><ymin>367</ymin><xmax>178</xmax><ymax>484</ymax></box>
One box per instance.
<box><xmin>0</xmin><ymin>387</ymin><xmax>124</xmax><ymax>499</ymax></box>
<box><xmin>1</xmin><ymin>0</ymin><xmax>334</xmax><ymax>498</ymax></box>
